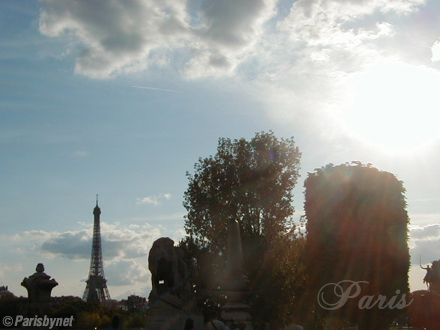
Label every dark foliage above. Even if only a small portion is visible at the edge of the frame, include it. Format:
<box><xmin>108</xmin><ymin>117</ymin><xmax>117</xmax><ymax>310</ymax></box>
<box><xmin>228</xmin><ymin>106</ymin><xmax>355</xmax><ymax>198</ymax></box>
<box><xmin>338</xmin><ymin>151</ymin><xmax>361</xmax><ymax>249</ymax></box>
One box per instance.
<box><xmin>304</xmin><ymin>162</ymin><xmax>410</xmax><ymax>330</ymax></box>
<box><xmin>183</xmin><ymin>131</ymin><xmax>301</xmax><ymax>253</ymax></box>
<box><xmin>181</xmin><ymin>131</ymin><xmax>304</xmax><ymax>326</ymax></box>
<box><xmin>408</xmin><ymin>290</ymin><xmax>440</xmax><ymax>330</ymax></box>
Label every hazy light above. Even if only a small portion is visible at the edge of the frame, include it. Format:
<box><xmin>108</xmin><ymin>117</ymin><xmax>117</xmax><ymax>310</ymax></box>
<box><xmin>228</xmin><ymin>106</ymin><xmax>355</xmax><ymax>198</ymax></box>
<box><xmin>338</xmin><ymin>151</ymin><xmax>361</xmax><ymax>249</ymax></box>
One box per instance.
<box><xmin>342</xmin><ymin>60</ymin><xmax>440</xmax><ymax>152</ymax></box>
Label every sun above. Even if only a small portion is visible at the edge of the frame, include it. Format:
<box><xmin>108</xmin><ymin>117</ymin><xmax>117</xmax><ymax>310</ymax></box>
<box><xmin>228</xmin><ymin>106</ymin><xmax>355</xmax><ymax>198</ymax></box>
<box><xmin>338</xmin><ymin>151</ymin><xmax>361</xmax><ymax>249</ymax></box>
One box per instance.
<box><xmin>340</xmin><ymin>60</ymin><xmax>440</xmax><ymax>153</ymax></box>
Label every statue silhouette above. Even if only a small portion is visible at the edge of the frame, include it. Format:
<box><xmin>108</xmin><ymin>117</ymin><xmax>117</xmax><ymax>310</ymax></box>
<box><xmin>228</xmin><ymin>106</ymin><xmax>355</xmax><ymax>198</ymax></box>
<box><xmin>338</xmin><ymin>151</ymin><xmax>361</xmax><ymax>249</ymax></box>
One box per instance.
<box><xmin>21</xmin><ymin>263</ymin><xmax>58</xmax><ymax>315</ymax></box>
<box><xmin>421</xmin><ymin>264</ymin><xmax>433</xmax><ymax>290</ymax></box>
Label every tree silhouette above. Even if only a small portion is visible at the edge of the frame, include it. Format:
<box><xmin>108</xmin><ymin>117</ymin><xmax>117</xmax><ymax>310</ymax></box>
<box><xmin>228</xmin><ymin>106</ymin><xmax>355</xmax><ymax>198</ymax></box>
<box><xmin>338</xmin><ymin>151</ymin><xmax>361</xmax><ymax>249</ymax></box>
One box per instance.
<box><xmin>182</xmin><ymin>131</ymin><xmax>303</xmax><ymax>326</ymax></box>
<box><xmin>183</xmin><ymin>131</ymin><xmax>301</xmax><ymax>252</ymax></box>
<box><xmin>304</xmin><ymin>162</ymin><xmax>410</xmax><ymax>330</ymax></box>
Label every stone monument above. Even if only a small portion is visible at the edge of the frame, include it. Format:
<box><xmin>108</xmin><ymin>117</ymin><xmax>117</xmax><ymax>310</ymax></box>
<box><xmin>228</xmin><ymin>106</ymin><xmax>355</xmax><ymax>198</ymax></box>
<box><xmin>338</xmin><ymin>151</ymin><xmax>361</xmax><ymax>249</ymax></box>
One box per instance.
<box><xmin>221</xmin><ymin>218</ymin><xmax>253</xmax><ymax>330</ymax></box>
<box><xmin>145</xmin><ymin>237</ymin><xmax>203</xmax><ymax>330</ymax></box>
<box><xmin>21</xmin><ymin>263</ymin><xmax>58</xmax><ymax>315</ymax></box>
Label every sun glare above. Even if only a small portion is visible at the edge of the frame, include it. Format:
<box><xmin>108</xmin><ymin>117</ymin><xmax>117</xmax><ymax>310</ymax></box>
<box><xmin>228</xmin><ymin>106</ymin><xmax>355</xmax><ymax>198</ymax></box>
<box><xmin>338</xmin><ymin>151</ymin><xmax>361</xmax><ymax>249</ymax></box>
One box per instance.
<box><xmin>341</xmin><ymin>61</ymin><xmax>440</xmax><ymax>153</ymax></box>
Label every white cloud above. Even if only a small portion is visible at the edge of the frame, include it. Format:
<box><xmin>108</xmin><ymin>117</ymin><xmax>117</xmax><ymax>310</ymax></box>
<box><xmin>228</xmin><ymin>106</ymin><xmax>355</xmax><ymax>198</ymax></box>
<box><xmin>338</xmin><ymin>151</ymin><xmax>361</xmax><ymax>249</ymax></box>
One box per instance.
<box><xmin>105</xmin><ymin>259</ymin><xmax>149</xmax><ymax>286</ymax></box>
<box><xmin>102</xmin><ymin>222</ymin><xmax>160</xmax><ymax>260</ymax></box>
<box><xmin>410</xmin><ymin>224</ymin><xmax>440</xmax><ymax>240</ymax></box>
<box><xmin>0</xmin><ymin>222</ymin><xmax>163</xmax><ymax>263</ymax></box>
<box><xmin>0</xmin><ymin>264</ymin><xmax>23</xmax><ymax>278</ymax></box>
<box><xmin>221</xmin><ymin>0</ymin><xmax>426</xmax><ymax>135</ymax></box>
<box><xmin>2</xmin><ymin>230</ymin><xmax>54</xmax><ymax>257</ymax></box>
<box><xmin>39</xmin><ymin>0</ymin><xmax>277</xmax><ymax>79</ymax></box>
<box><xmin>410</xmin><ymin>224</ymin><xmax>440</xmax><ymax>265</ymax></box>
<box><xmin>136</xmin><ymin>193</ymin><xmax>172</xmax><ymax>205</ymax></box>
<box><xmin>277</xmin><ymin>0</ymin><xmax>415</xmax><ymax>53</ymax></box>
<box><xmin>38</xmin><ymin>222</ymin><xmax>161</xmax><ymax>261</ymax></box>
<box><xmin>431</xmin><ymin>40</ymin><xmax>440</xmax><ymax>62</ymax></box>
<box><xmin>136</xmin><ymin>196</ymin><xmax>160</xmax><ymax>206</ymax></box>
<box><xmin>174</xmin><ymin>228</ymin><xmax>187</xmax><ymax>240</ymax></box>
<box><xmin>0</xmin><ymin>221</ymin><xmax>185</xmax><ymax>297</ymax></box>
<box><xmin>37</xmin><ymin>0</ymin><xmax>430</xmax><ymax>121</ymax></box>
<box><xmin>39</xmin><ymin>0</ymin><xmax>189</xmax><ymax>79</ymax></box>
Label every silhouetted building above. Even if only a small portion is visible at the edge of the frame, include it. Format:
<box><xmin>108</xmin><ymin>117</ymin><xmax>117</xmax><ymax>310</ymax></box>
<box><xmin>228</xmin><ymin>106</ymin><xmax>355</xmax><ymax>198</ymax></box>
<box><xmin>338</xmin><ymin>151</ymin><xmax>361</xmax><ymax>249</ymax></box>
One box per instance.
<box><xmin>123</xmin><ymin>295</ymin><xmax>147</xmax><ymax>312</ymax></box>
<box><xmin>0</xmin><ymin>285</ymin><xmax>13</xmax><ymax>297</ymax></box>
<box><xmin>83</xmin><ymin>196</ymin><xmax>111</xmax><ymax>302</ymax></box>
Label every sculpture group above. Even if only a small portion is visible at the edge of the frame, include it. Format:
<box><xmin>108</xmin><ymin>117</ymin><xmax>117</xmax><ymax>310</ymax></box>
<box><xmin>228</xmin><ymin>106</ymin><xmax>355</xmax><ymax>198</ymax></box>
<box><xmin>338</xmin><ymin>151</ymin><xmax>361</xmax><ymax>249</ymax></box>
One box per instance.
<box><xmin>21</xmin><ymin>220</ymin><xmax>436</xmax><ymax>329</ymax></box>
<box><xmin>17</xmin><ymin>219</ymin><xmax>251</xmax><ymax>330</ymax></box>
<box><xmin>145</xmin><ymin>219</ymin><xmax>253</xmax><ymax>330</ymax></box>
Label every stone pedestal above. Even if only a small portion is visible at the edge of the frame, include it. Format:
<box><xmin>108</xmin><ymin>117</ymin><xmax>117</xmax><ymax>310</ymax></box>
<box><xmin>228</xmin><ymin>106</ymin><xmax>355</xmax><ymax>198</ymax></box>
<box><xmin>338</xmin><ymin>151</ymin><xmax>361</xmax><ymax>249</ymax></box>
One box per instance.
<box><xmin>221</xmin><ymin>299</ymin><xmax>252</xmax><ymax>327</ymax></box>
<box><xmin>21</xmin><ymin>263</ymin><xmax>58</xmax><ymax>316</ymax></box>
<box><xmin>145</xmin><ymin>295</ymin><xmax>203</xmax><ymax>330</ymax></box>
<box><xmin>221</xmin><ymin>289</ymin><xmax>253</xmax><ymax>330</ymax></box>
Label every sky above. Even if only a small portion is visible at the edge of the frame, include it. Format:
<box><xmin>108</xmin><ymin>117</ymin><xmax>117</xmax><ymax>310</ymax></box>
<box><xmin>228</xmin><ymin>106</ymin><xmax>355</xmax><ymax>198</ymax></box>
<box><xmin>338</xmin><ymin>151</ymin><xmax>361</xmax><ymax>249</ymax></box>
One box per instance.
<box><xmin>1</xmin><ymin>0</ymin><xmax>440</xmax><ymax>300</ymax></box>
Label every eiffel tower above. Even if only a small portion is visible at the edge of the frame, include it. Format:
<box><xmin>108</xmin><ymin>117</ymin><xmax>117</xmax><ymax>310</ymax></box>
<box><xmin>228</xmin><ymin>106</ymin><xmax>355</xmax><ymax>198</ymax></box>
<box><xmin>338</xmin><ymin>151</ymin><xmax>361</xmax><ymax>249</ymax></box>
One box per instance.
<box><xmin>83</xmin><ymin>195</ymin><xmax>111</xmax><ymax>302</ymax></box>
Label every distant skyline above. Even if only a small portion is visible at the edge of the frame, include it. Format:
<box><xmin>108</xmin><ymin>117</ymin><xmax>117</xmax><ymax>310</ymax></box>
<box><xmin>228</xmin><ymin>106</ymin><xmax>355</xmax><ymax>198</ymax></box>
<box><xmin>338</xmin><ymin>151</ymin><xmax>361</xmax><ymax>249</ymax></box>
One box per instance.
<box><xmin>1</xmin><ymin>0</ymin><xmax>440</xmax><ymax>299</ymax></box>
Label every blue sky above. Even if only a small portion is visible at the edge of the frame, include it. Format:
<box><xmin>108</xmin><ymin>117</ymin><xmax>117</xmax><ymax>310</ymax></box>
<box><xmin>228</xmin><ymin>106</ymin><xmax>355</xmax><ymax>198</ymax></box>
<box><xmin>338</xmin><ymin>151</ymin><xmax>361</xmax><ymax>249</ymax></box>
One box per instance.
<box><xmin>1</xmin><ymin>0</ymin><xmax>440</xmax><ymax>299</ymax></box>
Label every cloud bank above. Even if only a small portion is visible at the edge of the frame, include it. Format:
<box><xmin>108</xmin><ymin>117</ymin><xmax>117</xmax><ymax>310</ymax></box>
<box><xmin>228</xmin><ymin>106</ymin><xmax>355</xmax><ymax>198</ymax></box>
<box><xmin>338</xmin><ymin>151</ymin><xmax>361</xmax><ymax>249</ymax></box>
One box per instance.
<box><xmin>410</xmin><ymin>223</ymin><xmax>440</xmax><ymax>265</ymax></box>
<box><xmin>40</xmin><ymin>222</ymin><xmax>161</xmax><ymax>261</ymax></box>
<box><xmin>39</xmin><ymin>0</ymin><xmax>277</xmax><ymax>79</ymax></box>
<box><xmin>1</xmin><ymin>221</ymin><xmax>185</xmax><ymax>291</ymax></box>
<box><xmin>39</xmin><ymin>0</ymin><xmax>427</xmax><ymax>79</ymax></box>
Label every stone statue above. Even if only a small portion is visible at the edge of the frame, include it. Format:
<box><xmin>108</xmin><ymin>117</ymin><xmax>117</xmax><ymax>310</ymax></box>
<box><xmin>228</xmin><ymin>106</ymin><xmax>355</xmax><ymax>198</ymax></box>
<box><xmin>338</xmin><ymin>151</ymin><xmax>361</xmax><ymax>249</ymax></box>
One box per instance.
<box><xmin>421</xmin><ymin>260</ymin><xmax>440</xmax><ymax>293</ymax></box>
<box><xmin>21</xmin><ymin>263</ymin><xmax>58</xmax><ymax>315</ymax></box>
<box><xmin>146</xmin><ymin>238</ymin><xmax>203</xmax><ymax>330</ymax></box>
<box><xmin>421</xmin><ymin>264</ymin><xmax>433</xmax><ymax>290</ymax></box>
<box><xmin>148</xmin><ymin>237</ymin><xmax>191</xmax><ymax>303</ymax></box>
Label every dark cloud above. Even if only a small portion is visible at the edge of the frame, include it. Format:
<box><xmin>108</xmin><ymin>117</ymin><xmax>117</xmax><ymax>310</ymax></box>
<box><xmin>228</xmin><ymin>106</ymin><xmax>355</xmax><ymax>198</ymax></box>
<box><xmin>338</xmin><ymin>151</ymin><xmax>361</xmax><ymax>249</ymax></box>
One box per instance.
<box><xmin>411</xmin><ymin>224</ymin><xmax>440</xmax><ymax>240</ymax></box>
<box><xmin>197</xmin><ymin>0</ymin><xmax>269</xmax><ymax>47</ymax></box>
<box><xmin>38</xmin><ymin>0</ymin><xmax>428</xmax><ymax>81</ymax></box>
<box><xmin>41</xmin><ymin>230</ymin><xmax>91</xmax><ymax>259</ymax></box>
<box><xmin>40</xmin><ymin>223</ymin><xmax>160</xmax><ymax>261</ymax></box>
<box><xmin>209</xmin><ymin>54</ymin><xmax>230</xmax><ymax>68</ymax></box>
<box><xmin>39</xmin><ymin>0</ymin><xmax>276</xmax><ymax>78</ymax></box>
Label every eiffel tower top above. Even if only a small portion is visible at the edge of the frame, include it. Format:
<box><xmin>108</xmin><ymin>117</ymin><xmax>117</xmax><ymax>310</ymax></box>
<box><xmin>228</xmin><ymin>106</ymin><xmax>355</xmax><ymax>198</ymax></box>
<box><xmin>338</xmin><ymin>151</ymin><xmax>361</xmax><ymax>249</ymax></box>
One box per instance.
<box><xmin>93</xmin><ymin>194</ymin><xmax>101</xmax><ymax>214</ymax></box>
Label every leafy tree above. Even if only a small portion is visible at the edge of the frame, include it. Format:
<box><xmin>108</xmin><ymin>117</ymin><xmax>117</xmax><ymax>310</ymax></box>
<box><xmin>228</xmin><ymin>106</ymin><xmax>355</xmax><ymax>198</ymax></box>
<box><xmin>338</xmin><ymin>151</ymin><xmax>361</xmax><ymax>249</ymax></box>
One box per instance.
<box><xmin>182</xmin><ymin>131</ymin><xmax>303</xmax><ymax>326</ymax></box>
<box><xmin>124</xmin><ymin>314</ymin><xmax>147</xmax><ymax>329</ymax></box>
<box><xmin>250</xmin><ymin>232</ymin><xmax>307</xmax><ymax>329</ymax></box>
<box><xmin>183</xmin><ymin>131</ymin><xmax>301</xmax><ymax>252</ymax></box>
<box><xmin>0</xmin><ymin>295</ymin><xmax>23</xmax><ymax>320</ymax></box>
<box><xmin>304</xmin><ymin>162</ymin><xmax>410</xmax><ymax>330</ymax></box>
